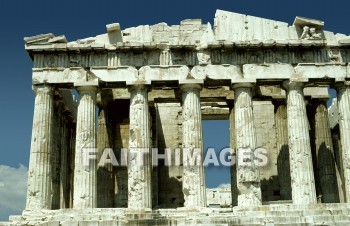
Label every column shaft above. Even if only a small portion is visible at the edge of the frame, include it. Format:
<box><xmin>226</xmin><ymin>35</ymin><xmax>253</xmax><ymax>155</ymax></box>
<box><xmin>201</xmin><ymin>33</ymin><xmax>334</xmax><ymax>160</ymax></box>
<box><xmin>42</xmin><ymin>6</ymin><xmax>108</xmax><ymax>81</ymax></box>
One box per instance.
<box><xmin>97</xmin><ymin>108</ymin><xmax>115</xmax><ymax>208</ymax></box>
<box><xmin>181</xmin><ymin>83</ymin><xmax>206</xmax><ymax>207</ymax></box>
<box><xmin>229</xmin><ymin>106</ymin><xmax>238</xmax><ymax>206</ymax></box>
<box><xmin>60</xmin><ymin>117</ymin><xmax>71</xmax><ymax>208</ymax></box>
<box><xmin>73</xmin><ymin>87</ymin><xmax>97</xmax><ymax>209</ymax></box>
<box><xmin>234</xmin><ymin>84</ymin><xmax>262</xmax><ymax>206</ymax></box>
<box><xmin>275</xmin><ymin>104</ymin><xmax>292</xmax><ymax>200</ymax></box>
<box><xmin>314</xmin><ymin>101</ymin><xmax>339</xmax><ymax>203</ymax></box>
<box><xmin>337</xmin><ymin>85</ymin><xmax>350</xmax><ymax>202</ymax></box>
<box><xmin>69</xmin><ymin>125</ymin><xmax>76</xmax><ymax>208</ymax></box>
<box><xmin>26</xmin><ymin>86</ymin><xmax>54</xmax><ymax>210</ymax></box>
<box><xmin>128</xmin><ymin>85</ymin><xmax>152</xmax><ymax>209</ymax></box>
<box><xmin>51</xmin><ymin>102</ymin><xmax>63</xmax><ymax>209</ymax></box>
<box><xmin>286</xmin><ymin>82</ymin><xmax>316</xmax><ymax>204</ymax></box>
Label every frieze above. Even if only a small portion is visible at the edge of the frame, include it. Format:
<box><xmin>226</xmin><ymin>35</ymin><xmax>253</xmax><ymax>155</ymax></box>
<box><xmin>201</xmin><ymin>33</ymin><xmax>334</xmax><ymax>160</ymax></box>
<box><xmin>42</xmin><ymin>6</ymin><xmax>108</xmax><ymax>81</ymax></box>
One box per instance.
<box><xmin>36</xmin><ymin>47</ymin><xmax>348</xmax><ymax>69</ymax></box>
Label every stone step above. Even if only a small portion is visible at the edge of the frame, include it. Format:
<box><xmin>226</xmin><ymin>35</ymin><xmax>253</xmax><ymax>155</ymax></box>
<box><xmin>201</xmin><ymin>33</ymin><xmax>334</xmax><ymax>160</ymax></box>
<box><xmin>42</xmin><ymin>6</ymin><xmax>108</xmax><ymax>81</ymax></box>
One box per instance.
<box><xmin>233</xmin><ymin>209</ymin><xmax>350</xmax><ymax>217</ymax></box>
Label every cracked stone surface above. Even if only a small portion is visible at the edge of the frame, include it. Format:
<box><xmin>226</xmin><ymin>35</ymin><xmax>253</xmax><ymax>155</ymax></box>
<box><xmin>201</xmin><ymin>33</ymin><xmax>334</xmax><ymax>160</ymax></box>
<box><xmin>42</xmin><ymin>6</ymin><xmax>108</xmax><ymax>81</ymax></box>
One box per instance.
<box><xmin>286</xmin><ymin>82</ymin><xmax>317</xmax><ymax>204</ymax></box>
<box><xmin>181</xmin><ymin>82</ymin><xmax>206</xmax><ymax>208</ymax></box>
<box><xmin>26</xmin><ymin>86</ymin><xmax>54</xmax><ymax>210</ymax></box>
<box><xmin>127</xmin><ymin>85</ymin><xmax>152</xmax><ymax>209</ymax></box>
<box><xmin>73</xmin><ymin>87</ymin><xmax>97</xmax><ymax>209</ymax></box>
<box><xmin>337</xmin><ymin>85</ymin><xmax>350</xmax><ymax>202</ymax></box>
<box><xmin>234</xmin><ymin>84</ymin><xmax>262</xmax><ymax>207</ymax></box>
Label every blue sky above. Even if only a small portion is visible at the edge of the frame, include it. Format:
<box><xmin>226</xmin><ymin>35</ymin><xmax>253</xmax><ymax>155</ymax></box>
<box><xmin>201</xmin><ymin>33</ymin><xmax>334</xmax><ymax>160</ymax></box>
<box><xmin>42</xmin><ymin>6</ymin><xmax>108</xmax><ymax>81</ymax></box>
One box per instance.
<box><xmin>0</xmin><ymin>0</ymin><xmax>349</xmax><ymax>221</ymax></box>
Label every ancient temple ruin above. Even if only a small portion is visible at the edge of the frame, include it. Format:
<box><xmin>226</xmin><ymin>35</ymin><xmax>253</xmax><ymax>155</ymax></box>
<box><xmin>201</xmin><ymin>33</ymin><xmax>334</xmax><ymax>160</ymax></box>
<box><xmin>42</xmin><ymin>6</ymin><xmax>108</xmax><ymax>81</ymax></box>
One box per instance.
<box><xmin>5</xmin><ymin>9</ymin><xmax>350</xmax><ymax>225</ymax></box>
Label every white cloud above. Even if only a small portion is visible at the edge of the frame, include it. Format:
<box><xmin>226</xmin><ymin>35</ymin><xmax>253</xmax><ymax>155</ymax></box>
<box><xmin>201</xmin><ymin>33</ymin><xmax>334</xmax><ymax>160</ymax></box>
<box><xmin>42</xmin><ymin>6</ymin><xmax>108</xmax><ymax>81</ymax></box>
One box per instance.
<box><xmin>218</xmin><ymin>183</ymin><xmax>231</xmax><ymax>189</ymax></box>
<box><xmin>0</xmin><ymin>164</ymin><xmax>28</xmax><ymax>221</ymax></box>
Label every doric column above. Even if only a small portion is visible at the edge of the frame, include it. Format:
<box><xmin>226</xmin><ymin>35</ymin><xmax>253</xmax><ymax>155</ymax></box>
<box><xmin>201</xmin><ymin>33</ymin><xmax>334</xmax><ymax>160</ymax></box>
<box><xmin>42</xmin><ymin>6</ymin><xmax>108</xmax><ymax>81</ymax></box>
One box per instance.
<box><xmin>60</xmin><ymin>115</ymin><xmax>71</xmax><ymax>208</ymax></box>
<box><xmin>26</xmin><ymin>85</ymin><xmax>54</xmax><ymax>210</ymax></box>
<box><xmin>284</xmin><ymin>81</ymin><xmax>316</xmax><ymax>204</ymax></box>
<box><xmin>69</xmin><ymin>124</ymin><xmax>76</xmax><ymax>208</ymax></box>
<box><xmin>337</xmin><ymin>83</ymin><xmax>350</xmax><ymax>202</ymax></box>
<box><xmin>275</xmin><ymin>102</ymin><xmax>292</xmax><ymax>200</ymax></box>
<box><xmin>180</xmin><ymin>80</ymin><xmax>206</xmax><ymax>207</ymax></box>
<box><xmin>97</xmin><ymin>107</ymin><xmax>115</xmax><ymax>208</ymax></box>
<box><xmin>73</xmin><ymin>86</ymin><xmax>98</xmax><ymax>209</ymax></box>
<box><xmin>229</xmin><ymin>103</ymin><xmax>238</xmax><ymax>206</ymax></box>
<box><xmin>233</xmin><ymin>83</ymin><xmax>262</xmax><ymax>206</ymax></box>
<box><xmin>51</xmin><ymin>101</ymin><xmax>63</xmax><ymax>210</ymax></box>
<box><xmin>127</xmin><ymin>84</ymin><xmax>152</xmax><ymax>209</ymax></box>
<box><xmin>313</xmin><ymin>99</ymin><xmax>339</xmax><ymax>203</ymax></box>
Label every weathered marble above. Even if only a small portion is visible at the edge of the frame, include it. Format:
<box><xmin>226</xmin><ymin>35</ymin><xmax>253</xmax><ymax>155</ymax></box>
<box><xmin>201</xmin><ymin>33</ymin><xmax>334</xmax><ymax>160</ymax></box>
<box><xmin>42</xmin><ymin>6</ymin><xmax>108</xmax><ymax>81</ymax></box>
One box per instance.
<box><xmin>180</xmin><ymin>80</ymin><xmax>206</xmax><ymax>207</ymax></box>
<box><xmin>233</xmin><ymin>83</ymin><xmax>262</xmax><ymax>206</ymax></box>
<box><xmin>97</xmin><ymin>108</ymin><xmax>114</xmax><ymax>208</ymax></box>
<box><xmin>285</xmin><ymin>81</ymin><xmax>317</xmax><ymax>204</ymax></box>
<box><xmin>275</xmin><ymin>103</ymin><xmax>292</xmax><ymax>200</ymax></box>
<box><xmin>73</xmin><ymin>86</ymin><xmax>98</xmax><ymax>209</ymax></box>
<box><xmin>229</xmin><ymin>105</ymin><xmax>238</xmax><ymax>206</ymax></box>
<box><xmin>59</xmin><ymin>116</ymin><xmax>71</xmax><ymax>209</ymax></box>
<box><xmin>127</xmin><ymin>84</ymin><xmax>152</xmax><ymax>209</ymax></box>
<box><xmin>15</xmin><ymin>8</ymin><xmax>350</xmax><ymax>226</ymax></box>
<box><xmin>337</xmin><ymin>84</ymin><xmax>350</xmax><ymax>202</ymax></box>
<box><xmin>314</xmin><ymin>100</ymin><xmax>340</xmax><ymax>203</ymax></box>
<box><xmin>26</xmin><ymin>85</ymin><xmax>54</xmax><ymax>210</ymax></box>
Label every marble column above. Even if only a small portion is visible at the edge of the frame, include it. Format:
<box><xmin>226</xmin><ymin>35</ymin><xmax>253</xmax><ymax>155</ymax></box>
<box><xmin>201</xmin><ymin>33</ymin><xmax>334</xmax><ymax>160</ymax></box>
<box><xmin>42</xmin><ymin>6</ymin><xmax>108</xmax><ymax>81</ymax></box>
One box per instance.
<box><xmin>73</xmin><ymin>86</ymin><xmax>98</xmax><ymax>209</ymax></box>
<box><xmin>337</xmin><ymin>83</ymin><xmax>350</xmax><ymax>202</ymax></box>
<box><xmin>229</xmin><ymin>104</ymin><xmax>238</xmax><ymax>206</ymax></box>
<box><xmin>60</xmin><ymin>116</ymin><xmax>71</xmax><ymax>208</ymax></box>
<box><xmin>51</xmin><ymin>102</ymin><xmax>63</xmax><ymax>210</ymax></box>
<box><xmin>26</xmin><ymin>85</ymin><xmax>54</xmax><ymax>210</ymax></box>
<box><xmin>233</xmin><ymin>83</ymin><xmax>262</xmax><ymax>207</ymax></box>
<box><xmin>285</xmin><ymin>81</ymin><xmax>316</xmax><ymax>204</ymax></box>
<box><xmin>69</xmin><ymin>124</ymin><xmax>76</xmax><ymax>208</ymax></box>
<box><xmin>180</xmin><ymin>81</ymin><xmax>206</xmax><ymax>207</ymax></box>
<box><xmin>275</xmin><ymin>103</ymin><xmax>292</xmax><ymax>200</ymax></box>
<box><xmin>313</xmin><ymin>100</ymin><xmax>339</xmax><ymax>203</ymax></box>
<box><xmin>128</xmin><ymin>84</ymin><xmax>152</xmax><ymax>209</ymax></box>
<box><xmin>97</xmin><ymin>107</ymin><xmax>115</xmax><ymax>208</ymax></box>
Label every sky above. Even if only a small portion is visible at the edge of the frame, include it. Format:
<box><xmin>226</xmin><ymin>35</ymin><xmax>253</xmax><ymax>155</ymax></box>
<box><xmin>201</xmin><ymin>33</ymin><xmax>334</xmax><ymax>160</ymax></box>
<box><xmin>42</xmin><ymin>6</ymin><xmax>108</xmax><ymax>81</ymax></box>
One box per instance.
<box><xmin>0</xmin><ymin>0</ymin><xmax>349</xmax><ymax>221</ymax></box>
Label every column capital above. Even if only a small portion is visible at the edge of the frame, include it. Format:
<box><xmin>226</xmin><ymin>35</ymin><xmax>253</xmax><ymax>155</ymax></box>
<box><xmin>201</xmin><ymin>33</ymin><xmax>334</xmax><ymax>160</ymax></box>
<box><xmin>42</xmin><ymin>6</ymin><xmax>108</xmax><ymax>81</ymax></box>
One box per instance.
<box><xmin>179</xmin><ymin>79</ymin><xmax>204</xmax><ymax>91</ymax></box>
<box><xmin>334</xmin><ymin>81</ymin><xmax>350</xmax><ymax>90</ymax></box>
<box><xmin>32</xmin><ymin>85</ymin><xmax>54</xmax><ymax>95</ymax></box>
<box><xmin>76</xmin><ymin>86</ymin><xmax>98</xmax><ymax>93</ymax></box>
<box><xmin>232</xmin><ymin>82</ymin><xmax>254</xmax><ymax>90</ymax></box>
<box><xmin>309</xmin><ymin>98</ymin><xmax>328</xmax><ymax>106</ymax></box>
<box><xmin>126</xmin><ymin>81</ymin><xmax>151</xmax><ymax>92</ymax></box>
<box><xmin>283</xmin><ymin>80</ymin><xmax>305</xmax><ymax>91</ymax></box>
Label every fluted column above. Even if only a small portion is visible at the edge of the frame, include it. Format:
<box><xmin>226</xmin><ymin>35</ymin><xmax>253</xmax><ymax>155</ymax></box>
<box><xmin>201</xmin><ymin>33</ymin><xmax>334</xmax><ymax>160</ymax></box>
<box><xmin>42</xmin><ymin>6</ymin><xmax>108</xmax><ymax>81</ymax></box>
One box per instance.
<box><xmin>51</xmin><ymin>102</ymin><xmax>63</xmax><ymax>210</ymax></box>
<box><xmin>285</xmin><ymin>81</ymin><xmax>316</xmax><ymax>204</ymax></box>
<box><xmin>97</xmin><ymin>107</ymin><xmax>115</xmax><ymax>208</ymax></box>
<box><xmin>60</xmin><ymin>116</ymin><xmax>71</xmax><ymax>208</ymax></box>
<box><xmin>26</xmin><ymin>85</ymin><xmax>54</xmax><ymax>210</ymax></box>
<box><xmin>314</xmin><ymin>100</ymin><xmax>339</xmax><ymax>203</ymax></box>
<box><xmin>337</xmin><ymin>83</ymin><xmax>350</xmax><ymax>202</ymax></box>
<box><xmin>180</xmin><ymin>81</ymin><xmax>206</xmax><ymax>207</ymax></box>
<box><xmin>73</xmin><ymin>86</ymin><xmax>98</xmax><ymax>209</ymax></box>
<box><xmin>233</xmin><ymin>83</ymin><xmax>262</xmax><ymax>206</ymax></box>
<box><xmin>275</xmin><ymin>103</ymin><xmax>292</xmax><ymax>200</ymax></box>
<box><xmin>229</xmin><ymin>104</ymin><xmax>238</xmax><ymax>206</ymax></box>
<box><xmin>128</xmin><ymin>84</ymin><xmax>152</xmax><ymax>209</ymax></box>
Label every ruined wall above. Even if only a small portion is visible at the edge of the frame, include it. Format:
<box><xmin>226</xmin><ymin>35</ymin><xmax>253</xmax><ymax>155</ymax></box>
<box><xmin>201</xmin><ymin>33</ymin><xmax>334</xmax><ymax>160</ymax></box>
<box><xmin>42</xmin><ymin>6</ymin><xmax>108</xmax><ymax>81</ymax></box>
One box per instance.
<box><xmin>111</xmin><ymin>100</ymin><xmax>130</xmax><ymax>207</ymax></box>
<box><xmin>206</xmin><ymin>185</ymin><xmax>232</xmax><ymax>207</ymax></box>
<box><xmin>155</xmin><ymin>102</ymin><xmax>184</xmax><ymax>208</ymax></box>
<box><xmin>253</xmin><ymin>101</ymin><xmax>280</xmax><ymax>202</ymax></box>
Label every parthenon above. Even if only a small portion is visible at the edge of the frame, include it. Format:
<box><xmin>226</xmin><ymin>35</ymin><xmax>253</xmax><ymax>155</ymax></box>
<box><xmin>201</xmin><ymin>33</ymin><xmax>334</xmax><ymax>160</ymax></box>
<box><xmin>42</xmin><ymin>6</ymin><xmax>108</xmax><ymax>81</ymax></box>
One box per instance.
<box><xmin>6</xmin><ymin>9</ymin><xmax>350</xmax><ymax>225</ymax></box>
